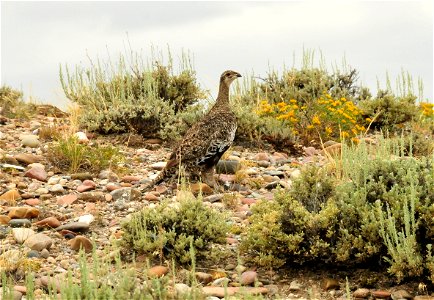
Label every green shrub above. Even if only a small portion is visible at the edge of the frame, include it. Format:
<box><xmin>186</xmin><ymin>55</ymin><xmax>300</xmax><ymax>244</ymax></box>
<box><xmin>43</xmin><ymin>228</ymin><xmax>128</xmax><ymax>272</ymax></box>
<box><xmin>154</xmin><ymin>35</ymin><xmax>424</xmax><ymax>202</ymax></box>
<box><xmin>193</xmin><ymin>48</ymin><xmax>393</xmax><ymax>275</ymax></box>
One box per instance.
<box><xmin>358</xmin><ymin>90</ymin><xmax>419</xmax><ymax>132</ymax></box>
<box><xmin>60</xmin><ymin>51</ymin><xmax>205</xmax><ymax>140</ymax></box>
<box><xmin>47</xmin><ymin>136</ymin><xmax>125</xmax><ymax>174</ymax></box>
<box><xmin>122</xmin><ymin>196</ymin><xmax>229</xmax><ymax>265</ymax></box>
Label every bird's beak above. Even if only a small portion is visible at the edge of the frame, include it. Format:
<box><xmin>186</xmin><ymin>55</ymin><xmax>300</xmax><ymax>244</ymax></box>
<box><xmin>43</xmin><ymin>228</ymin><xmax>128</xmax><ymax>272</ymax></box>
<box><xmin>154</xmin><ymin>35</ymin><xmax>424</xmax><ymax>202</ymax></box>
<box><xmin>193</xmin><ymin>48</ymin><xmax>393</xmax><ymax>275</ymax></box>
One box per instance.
<box><xmin>235</xmin><ymin>72</ymin><xmax>242</xmax><ymax>78</ymax></box>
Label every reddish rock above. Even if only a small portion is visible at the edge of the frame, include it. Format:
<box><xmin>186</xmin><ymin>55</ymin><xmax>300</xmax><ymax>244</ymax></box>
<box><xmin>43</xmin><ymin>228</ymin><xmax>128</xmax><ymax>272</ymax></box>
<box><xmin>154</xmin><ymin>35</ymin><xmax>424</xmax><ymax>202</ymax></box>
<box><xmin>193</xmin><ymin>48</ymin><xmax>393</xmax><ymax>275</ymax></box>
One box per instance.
<box><xmin>14</xmin><ymin>153</ymin><xmax>41</xmax><ymax>165</ymax></box>
<box><xmin>24</xmin><ymin>198</ymin><xmax>40</xmax><ymax>206</ymax></box>
<box><xmin>144</xmin><ymin>193</ymin><xmax>159</xmax><ymax>201</ymax></box>
<box><xmin>106</xmin><ymin>183</ymin><xmax>121</xmax><ymax>192</ymax></box>
<box><xmin>240</xmin><ymin>271</ymin><xmax>258</xmax><ymax>286</ymax></box>
<box><xmin>8</xmin><ymin>207</ymin><xmax>39</xmax><ymax>219</ymax></box>
<box><xmin>0</xmin><ymin>189</ymin><xmax>21</xmax><ymax>205</ymax></box>
<box><xmin>195</xmin><ymin>272</ymin><xmax>213</xmax><ymax>284</ymax></box>
<box><xmin>372</xmin><ymin>290</ymin><xmax>391</xmax><ymax>299</ymax></box>
<box><xmin>148</xmin><ymin>266</ymin><xmax>169</xmax><ymax>278</ymax></box>
<box><xmin>254</xmin><ymin>152</ymin><xmax>270</xmax><ymax>161</ymax></box>
<box><xmin>57</xmin><ymin>194</ymin><xmax>78</xmax><ymax>206</ymax></box>
<box><xmin>190</xmin><ymin>183</ymin><xmax>213</xmax><ymax>195</ymax></box>
<box><xmin>120</xmin><ymin>182</ymin><xmax>132</xmax><ymax>187</ymax></box>
<box><xmin>0</xmin><ymin>215</ymin><xmax>11</xmax><ymax>225</ymax></box>
<box><xmin>35</xmin><ymin>217</ymin><xmax>61</xmax><ymax>228</ymax></box>
<box><xmin>77</xmin><ymin>180</ymin><xmax>96</xmax><ymax>192</ymax></box>
<box><xmin>241</xmin><ymin>198</ymin><xmax>257</xmax><ymax>205</ymax></box>
<box><xmin>121</xmin><ymin>175</ymin><xmax>141</xmax><ymax>183</ymax></box>
<box><xmin>155</xmin><ymin>185</ymin><xmax>168</xmax><ymax>194</ymax></box>
<box><xmin>322</xmin><ymin>278</ymin><xmax>340</xmax><ymax>290</ymax></box>
<box><xmin>24</xmin><ymin>167</ymin><xmax>47</xmax><ymax>181</ymax></box>
<box><xmin>353</xmin><ymin>288</ymin><xmax>370</xmax><ymax>298</ymax></box>
<box><xmin>68</xmin><ymin>235</ymin><xmax>93</xmax><ymax>253</ymax></box>
<box><xmin>202</xmin><ymin>286</ymin><xmax>268</xmax><ymax>297</ymax></box>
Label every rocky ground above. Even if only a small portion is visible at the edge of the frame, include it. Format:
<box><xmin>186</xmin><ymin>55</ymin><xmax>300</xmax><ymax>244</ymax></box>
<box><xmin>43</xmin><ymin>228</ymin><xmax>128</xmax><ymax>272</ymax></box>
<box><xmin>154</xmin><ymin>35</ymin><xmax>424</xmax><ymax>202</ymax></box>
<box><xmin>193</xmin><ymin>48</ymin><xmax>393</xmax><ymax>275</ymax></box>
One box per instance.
<box><xmin>0</xmin><ymin>110</ymin><xmax>432</xmax><ymax>300</ymax></box>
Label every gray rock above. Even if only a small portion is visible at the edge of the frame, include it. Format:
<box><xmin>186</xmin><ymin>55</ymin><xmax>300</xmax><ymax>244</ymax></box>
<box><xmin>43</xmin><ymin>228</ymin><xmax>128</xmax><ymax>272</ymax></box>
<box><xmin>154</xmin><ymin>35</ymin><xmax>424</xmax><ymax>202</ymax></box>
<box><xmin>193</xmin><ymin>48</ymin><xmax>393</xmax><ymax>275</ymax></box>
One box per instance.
<box><xmin>49</xmin><ymin>184</ymin><xmax>65</xmax><ymax>193</ymax></box>
<box><xmin>110</xmin><ymin>188</ymin><xmax>141</xmax><ymax>202</ymax></box>
<box><xmin>263</xmin><ymin>170</ymin><xmax>285</xmax><ymax>177</ymax></box>
<box><xmin>20</xmin><ymin>135</ymin><xmax>40</xmax><ymax>148</ymax></box>
<box><xmin>203</xmin><ymin>194</ymin><xmax>224</xmax><ymax>203</ymax></box>
<box><xmin>24</xmin><ymin>233</ymin><xmax>53</xmax><ymax>251</ymax></box>
<box><xmin>9</xmin><ymin>219</ymin><xmax>32</xmax><ymax>228</ymax></box>
<box><xmin>56</xmin><ymin>222</ymin><xmax>90</xmax><ymax>232</ymax></box>
<box><xmin>216</xmin><ymin>160</ymin><xmax>241</xmax><ymax>174</ymax></box>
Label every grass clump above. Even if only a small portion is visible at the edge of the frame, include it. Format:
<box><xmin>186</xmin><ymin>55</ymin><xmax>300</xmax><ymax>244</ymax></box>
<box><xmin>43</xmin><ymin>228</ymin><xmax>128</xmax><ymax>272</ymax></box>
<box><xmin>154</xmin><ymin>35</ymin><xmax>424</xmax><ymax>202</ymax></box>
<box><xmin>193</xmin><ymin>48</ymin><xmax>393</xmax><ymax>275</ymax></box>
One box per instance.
<box><xmin>0</xmin><ymin>85</ymin><xmax>37</xmax><ymax>119</ymax></box>
<box><xmin>60</xmin><ymin>50</ymin><xmax>205</xmax><ymax>140</ymax></box>
<box><xmin>122</xmin><ymin>195</ymin><xmax>229</xmax><ymax>265</ymax></box>
<box><xmin>47</xmin><ymin>135</ymin><xmax>124</xmax><ymax>174</ymax></box>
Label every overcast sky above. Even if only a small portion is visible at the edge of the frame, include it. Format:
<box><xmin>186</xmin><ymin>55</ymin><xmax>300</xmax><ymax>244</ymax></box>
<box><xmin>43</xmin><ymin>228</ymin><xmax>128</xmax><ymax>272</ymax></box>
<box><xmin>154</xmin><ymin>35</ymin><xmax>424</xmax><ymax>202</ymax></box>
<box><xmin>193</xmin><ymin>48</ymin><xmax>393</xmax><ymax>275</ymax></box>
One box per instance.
<box><xmin>1</xmin><ymin>1</ymin><xmax>433</xmax><ymax>109</ymax></box>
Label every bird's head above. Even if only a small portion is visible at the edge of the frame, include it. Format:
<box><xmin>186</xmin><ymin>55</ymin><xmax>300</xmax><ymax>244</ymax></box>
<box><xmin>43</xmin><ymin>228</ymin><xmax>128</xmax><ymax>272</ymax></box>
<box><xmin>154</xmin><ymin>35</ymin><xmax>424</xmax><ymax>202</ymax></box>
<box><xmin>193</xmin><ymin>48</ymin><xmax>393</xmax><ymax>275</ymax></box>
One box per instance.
<box><xmin>220</xmin><ymin>70</ymin><xmax>242</xmax><ymax>86</ymax></box>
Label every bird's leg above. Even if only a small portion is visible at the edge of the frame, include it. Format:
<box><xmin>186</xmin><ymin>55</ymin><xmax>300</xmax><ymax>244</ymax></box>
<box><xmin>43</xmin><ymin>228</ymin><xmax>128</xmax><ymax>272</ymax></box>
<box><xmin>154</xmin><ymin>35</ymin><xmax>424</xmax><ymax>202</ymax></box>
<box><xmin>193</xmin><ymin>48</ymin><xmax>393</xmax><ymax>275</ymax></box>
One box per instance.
<box><xmin>201</xmin><ymin>168</ymin><xmax>217</xmax><ymax>188</ymax></box>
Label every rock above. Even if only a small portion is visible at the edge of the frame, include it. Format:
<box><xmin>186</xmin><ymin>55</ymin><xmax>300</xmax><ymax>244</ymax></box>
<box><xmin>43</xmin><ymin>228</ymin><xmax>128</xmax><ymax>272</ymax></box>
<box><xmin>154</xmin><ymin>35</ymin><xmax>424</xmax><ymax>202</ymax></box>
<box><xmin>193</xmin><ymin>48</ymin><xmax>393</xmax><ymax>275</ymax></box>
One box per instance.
<box><xmin>27</xmin><ymin>250</ymin><xmax>40</xmax><ymax>258</ymax></box>
<box><xmin>264</xmin><ymin>181</ymin><xmax>281</xmax><ymax>190</ymax></box>
<box><xmin>68</xmin><ymin>235</ymin><xmax>93</xmax><ymax>253</ymax></box>
<box><xmin>40</xmin><ymin>249</ymin><xmax>50</xmax><ymax>258</ymax></box>
<box><xmin>254</xmin><ymin>153</ymin><xmax>270</xmax><ymax>161</ymax></box>
<box><xmin>20</xmin><ymin>135</ymin><xmax>40</xmax><ymax>148</ymax></box>
<box><xmin>25</xmin><ymin>166</ymin><xmax>47</xmax><ymax>181</ymax></box>
<box><xmin>71</xmin><ymin>173</ymin><xmax>93</xmax><ymax>181</ymax></box>
<box><xmin>304</xmin><ymin>146</ymin><xmax>318</xmax><ymax>156</ymax></box>
<box><xmin>240</xmin><ymin>271</ymin><xmax>257</xmax><ymax>286</ymax></box>
<box><xmin>290</xmin><ymin>169</ymin><xmax>301</xmax><ymax>179</ymax></box>
<box><xmin>34</xmin><ymin>217</ymin><xmax>61</xmax><ymax>228</ymax></box>
<box><xmin>257</xmin><ymin>160</ymin><xmax>270</xmax><ymax>168</ymax></box>
<box><xmin>24</xmin><ymin>198</ymin><xmax>40</xmax><ymax>206</ymax></box>
<box><xmin>106</xmin><ymin>183</ymin><xmax>121</xmax><ymax>192</ymax></box>
<box><xmin>8</xmin><ymin>207</ymin><xmax>39</xmax><ymax>219</ymax></box>
<box><xmin>174</xmin><ymin>283</ymin><xmax>191</xmax><ymax>296</ymax></box>
<box><xmin>195</xmin><ymin>272</ymin><xmax>213</xmax><ymax>284</ymax></box>
<box><xmin>372</xmin><ymin>290</ymin><xmax>391</xmax><ymax>299</ymax></box>
<box><xmin>98</xmin><ymin>170</ymin><xmax>118</xmax><ymax>181</ymax></box>
<box><xmin>57</xmin><ymin>194</ymin><xmax>78</xmax><ymax>206</ymax></box>
<box><xmin>202</xmin><ymin>286</ymin><xmax>268</xmax><ymax>297</ymax></box>
<box><xmin>12</xmin><ymin>228</ymin><xmax>35</xmax><ymax>243</ymax></box>
<box><xmin>78</xmin><ymin>191</ymin><xmax>105</xmax><ymax>202</ymax></box>
<box><xmin>144</xmin><ymin>193</ymin><xmax>159</xmax><ymax>201</ymax></box>
<box><xmin>0</xmin><ymin>189</ymin><xmax>21</xmax><ymax>205</ymax></box>
<box><xmin>204</xmin><ymin>194</ymin><xmax>224</xmax><ymax>203</ymax></box>
<box><xmin>190</xmin><ymin>183</ymin><xmax>213</xmax><ymax>195</ymax></box>
<box><xmin>148</xmin><ymin>265</ymin><xmax>169</xmax><ymax>278</ymax></box>
<box><xmin>56</xmin><ymin>222</ymin><xmax>90</xmax><ymax>233</ymax></box>
<box><xmin>40</xmin><ymin>276</ymin><xmax>62</xmax><ymax>293</ymax></box>
<box><xmin>289</xmin><ymin>280</ymin><xmax>302</xmax><ymax>291</ymax></box>
<box><xmin>323</xmin><ymin>278</ymin><xmax>339</xmax><ymax>291</ymax></box>
<box><xmin>216</xmin><ymin>160</ymin><xmax>241</xmax><ymax>174</ymax></box>
<box><xmin>77</xmin><ymin>180</ymin><xmax>96</xmax><ymax>192</ymax></box>
<box><xmin>78</xmin><ymin>214</ymin><xmax>94</xmax><ymax>225</ymax></box>
<box><xmin>24</xmin><ymin>233</ymin><xmax>53</xmax><ymax>251</ymax></box>
<box><xmin>14</xmin><ymin>153</ymin><xmax>41</xmax><ymax>165</ymax></box>
<box><xmin>9</xmin><ymin>219</ymin><xmax>31</xmax><ymax>228</ymax></box>
<box><xmin>121</xmin><ymin>175</ymin><xmax>141</xmax><ymax>183</ymax></box>
<box><xmin>391</xmin><ymin>289</ymin><xmax>412</xmax><ymax>299</ymax></box>
<box><xmin>414</xmin><ymin>296</ymin><xmax>434</xmax><ymax>300</ymax></box>
<box><xmin>353</xmin><ymin>288</ymin><xmax>370</xmax><ymax>298</ymax></box>
<box><xmin>150</xmin><ymin>162</ymin><xmax>166</xmax><ymax>171</ymax></box>
<box><xmin>49</xmin><ymin>184</ymin><xmax>65</xmax><ymax>193</ymax></box>
<box><xmin>110</xmin><ymin>188</ymin><xmax>141</xmax><ymax>202</ymax></box>
<box><xmin>320</xmin><ymin>143</ymin><xmax>342</xmax><ymax>157</ymax></box>
<box><xmin>0</xmin><ymin>215</ymin><xmax>11</xmax><ymax>225</ymax></box>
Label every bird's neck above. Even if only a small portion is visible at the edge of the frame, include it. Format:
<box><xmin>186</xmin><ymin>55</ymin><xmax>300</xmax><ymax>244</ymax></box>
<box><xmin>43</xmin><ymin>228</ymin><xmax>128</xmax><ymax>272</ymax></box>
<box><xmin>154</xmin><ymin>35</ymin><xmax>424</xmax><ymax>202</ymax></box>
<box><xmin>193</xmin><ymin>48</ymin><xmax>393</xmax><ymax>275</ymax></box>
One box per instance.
<box><xmin>215</xmin><ymin>81</ymin><xmax>230</xmax><ymax>106</ymax></box>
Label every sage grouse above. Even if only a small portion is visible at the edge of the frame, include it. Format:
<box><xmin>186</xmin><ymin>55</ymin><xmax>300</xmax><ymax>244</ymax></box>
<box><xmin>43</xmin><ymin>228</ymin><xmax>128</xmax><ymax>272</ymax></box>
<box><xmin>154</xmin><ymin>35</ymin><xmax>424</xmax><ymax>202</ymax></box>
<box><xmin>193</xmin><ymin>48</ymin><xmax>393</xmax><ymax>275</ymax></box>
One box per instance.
<box><xmin>152</xmin><ymin>70</ymin><xmax>241</xmax><ymax>188</ymax></box>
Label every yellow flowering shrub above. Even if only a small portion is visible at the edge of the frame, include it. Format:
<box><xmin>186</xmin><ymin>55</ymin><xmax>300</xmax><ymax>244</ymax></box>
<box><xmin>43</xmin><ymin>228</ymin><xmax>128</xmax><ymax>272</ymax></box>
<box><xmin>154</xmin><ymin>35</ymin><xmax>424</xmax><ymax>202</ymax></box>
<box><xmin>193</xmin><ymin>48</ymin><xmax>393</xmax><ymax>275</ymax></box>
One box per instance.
<box><xmin>257</xmin><ymin>92</ymin><xmax>366</xmax><ymax>143</ymax></box>
<box><xmin>420</xmin><ymin>102</ymin><xmax>434</xmax><ymax>119</ymax></box>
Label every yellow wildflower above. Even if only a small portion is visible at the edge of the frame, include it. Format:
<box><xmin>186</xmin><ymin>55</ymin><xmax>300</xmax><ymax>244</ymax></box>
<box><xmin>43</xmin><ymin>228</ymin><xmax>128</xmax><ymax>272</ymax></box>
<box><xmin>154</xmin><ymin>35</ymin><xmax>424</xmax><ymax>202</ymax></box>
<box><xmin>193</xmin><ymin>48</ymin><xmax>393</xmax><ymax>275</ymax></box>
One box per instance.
<box><xmin>307</xmin><ymin>124</ymin><xmax>314</xmax><ymax>130</ymax></box>
<box><xmin>290</xmin><ymin>99</ymin><xmax>297</xmax><ymax>104</ymax></box>
<box><xmin>325</xmin><ymin>127</ymin><xmax>333</xmax><ymax>135</ymax></box>
<box><xmin>312</xmin><ymin>115</ymin><xmax>321</xmax><ymax>125</ymax></box>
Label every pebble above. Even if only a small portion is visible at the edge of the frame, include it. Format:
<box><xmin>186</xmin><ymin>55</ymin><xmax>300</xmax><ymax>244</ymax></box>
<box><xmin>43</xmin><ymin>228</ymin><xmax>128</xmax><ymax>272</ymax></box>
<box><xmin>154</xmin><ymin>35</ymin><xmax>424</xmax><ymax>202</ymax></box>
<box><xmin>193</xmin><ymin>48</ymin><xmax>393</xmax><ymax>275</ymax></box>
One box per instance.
<box><xmin>323</xmin><ymin>278</ymin><xmax>340</xmax><ymax>291</ymax></box>
<box><xmin>57</xmin><ymin>194</ymin><xmax>78</xmax><ymax>205</ymax></box>
<box><xmin>372</xmin><ymin>290</ymin><xmax>391</xmax><ymax>299</ymax></box>
<box><xmin>8</xmin><ymin>207</ymin><xmax>39</xmax><ymax>219</ymax></box>
<box><xmin>68</xmin><ymin>235</ymin><xmax>93</xmax><ymax>253</ymax></box>
<box><xmin>23</xmin><ymin>233</ymin><xmax>53</xmax><ymax>251</ymax></box>
<box><xmin>14</xmin><ymin>153</ymin><xmax>41</xmax><ymax>165</ymax></box>
<box><xmin>20</xmin><ymin>134</ymin><xmax>40</xmax><ymax>148</ymax></box>
<box><xmin>56</xmin><ymin>222</ymin><xmax>90</xmax><ymax>232</ymax></box>
<box><xmin>0</xmin><ymin>215</ymin><xmax>11</xmax><ymax>225</ymax></box>
<box><xmin>148</xmin><ymin>265</ymin><xmax>169</xmax><ymax>278</ymax></box>
<box><xmin>190</xmin><ymin>183</ymin><xmax>213</xmax><ymax>195</ymax></box>
<box><xmin>289</xmin><ymin>280</ymin><xmax>302</xmax><ymax>291</ymax></box>
<box><xmin>12</xmin><ymin>228</ymin><xmax>35</xmax><ymax>243</ymax></box>
<box><xmin>353</xmin><ymin>288</ymin><xmax>370</xmax><ymax>298</ymax></box>
<box><xmin>202</xmin><ymin>286</ymin><xmax>268</xmax><ymax>297</ymax></box>
<box><xmin>391</xmin><ymin>289</ymin><xmax>413</xmax><ymax>299</ymax></box>
<box><xmin>78</xmin><ymin>191</ymin><xmax>105</xmax><ymax>202</ymax></box>
<box><xmin>78</xmin><ymin>214</ymin><xmax>95</xmax><ymax>225</ymax></box>
<box><xmin>24</xmin><ymin>166</ymin><xmax>47</xmax><ymax>181</ymax></box>
<box><xmin>150</xmin><ymin>162</ymin><xmax>166</xmax><ymax>171</ymax></box>
<box><xmin>49</xmin><ymin>184</ymin><xmax>65</xmax><ymax>193</ymax></box>
<box><xmin>9</xmin><ymin>219</ymin><xmax>32</xmax><ymax>228</ymax></box>
<box><xmin>76</xmin><ymin>180</ymin><xmax>96</xmax><ymax>192</ymax></box>
<box><xmin>34</xmin><ymin>217</ymin><xmax>61</xmax><ymax>228</ymax></box>
<box><xmin>0</xmin><ymin>189</ymin><xmax>21</xmax><ymax>204</ymax></box>
<box><xmin>110</xmin><ymin>188</ymin><xmax>141</xmax><ymax>202</ymax></box>
<box><xmin>240</xmin><ymin>270</ymin><xmax>258</xmax><ymax>286</ymax></box>
<box><xmin>174</xmin><ymin>283</ymin><xmax>191</xmax><ymax>296</ymax></box>
<box><xmin>204</xmin><ymin>194</ymin><xmax>224</xmax><ymax>203</ymax></box>
<box><xmin>216</xmin><ymin>160</ymin><xmax>241</xmax><ymax>174</ymax></box>
<box><xmin>195</xmin><ymin>272</ymin><xmax>213</xmax><ymax>284</ymax></box>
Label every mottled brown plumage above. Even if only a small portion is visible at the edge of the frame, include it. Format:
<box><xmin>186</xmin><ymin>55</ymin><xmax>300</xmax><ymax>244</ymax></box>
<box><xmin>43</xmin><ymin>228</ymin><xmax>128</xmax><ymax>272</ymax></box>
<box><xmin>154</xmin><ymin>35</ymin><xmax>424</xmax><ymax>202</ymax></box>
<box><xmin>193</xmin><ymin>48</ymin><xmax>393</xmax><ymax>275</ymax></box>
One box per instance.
<box><xmin>153</xmin><ymin>70</ymin><xmax>241</xmax><ymax>187</ymax></box>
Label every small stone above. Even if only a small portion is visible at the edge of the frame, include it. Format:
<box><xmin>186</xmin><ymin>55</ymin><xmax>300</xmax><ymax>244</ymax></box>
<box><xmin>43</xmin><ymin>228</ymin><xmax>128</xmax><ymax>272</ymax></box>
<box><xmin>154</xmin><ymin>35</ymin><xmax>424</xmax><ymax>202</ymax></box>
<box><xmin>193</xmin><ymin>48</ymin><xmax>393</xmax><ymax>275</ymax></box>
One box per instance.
<box><xmin>8</xmin><ymin>207</ymin><xmax>39</xmax><ymax>219</ymax></box>
<box><xmin>68</xmin><ymin>235</ymin><xmax>93</xmax><ymax>253</ymax></box>
<box><xmin>40</xmin><ymin>276</ymin><xmax>62</xmax><ymax>293</ymax></box>
<box><xmin>40</xmin><ymin>248</ymin><xmax>50</xmax><ymax>258</ymax></box>
<box><xmin>289</xmin><ymin>280</ymin><xmax>302</xmax><ymax>291</ymax></box>
<box><xmin>414</xmin><ymin>296</ymin><xmax>434</xmax><ymax>300</ymax></box>
<box><xmin>110</xmin><ymin>188</ymin><xmax>141</xmax><ymax>202</ymax></box>
<box><xmin>323</xmin><ymin>278</ymin><xmax>339</xmax><ymax>291</ymax></box>
<box><xmin>0</xmin><ymin>215</ymin><xmax>11</xmax><ymax>225</ymax></box>
<box><xmin>106</xmin><ymin>183</ymin><xmax>121</xmax><ymax>192</ymax></box>
<box><xmin>190</xmin><ymin>183</ymin><xmax>213</xmax><ymax>195</ymax></box>
<box><xmin>304</xmin><ymin>146</ymin><xmax>318</xmax><ymax>156</ymax></box>
<box><xmin>9</xmin><ymin>219</ymin><xmax>32</xmax><ymax>228</ymax></box>
<box><xmin>49</xmin><ymin>184</ymin><xmax>64</xmax><ymax>193</ymax></box>
<box><xmin>195</xmin><ymin>272</ymin><xmax>213</xmax><ymax>284</ymax></box>
<box><xmin>353</xmin><ymin>288</ymin><xmax>370</xmax><ymax>298</ymax></box>
<box><xmin>57</xmin><ymin>194</ymin><xmax>78</xmax><ymax>205</ymax></box>
<box><xmin>24</xmin><ymin>166</ymin><xmax>47</xmax><ymax>181</ymax></box>
<box><xmin>78</xmin><ymin>214</ymin><xmax>94</xmax><ymax>225</ymax></box>
<box><xmin>71</xmin><ymin>173</ymin><xmax>93</xmax><ymax>181</ymax></box>
<box><xmin>240</xmin><ymin>271</ymin><xmax>257</xmax><ymax>286</ymax></box>
<box><xmin>27</xmin><ymin>250</ymin><xmax>40</xmax><ymax>258</ymax></box>
<box><xmin>0</xmin><ymin>189</ymin><xmax>21</xmax><ymax>205</ymax></box>
<box><xmin>371</xmin><ymin>290</ymin><xmax>391</xmax><ymax>299</ymax></box>
<box><xmin>144</xmin><ymin>193</ymin><xmax>159</xmax><ymax>201</ymax></box>
<box><xmin>14</xmin><ymin>153</ymin><xmax>41</xmax><ymax>165</ymax></box>
<box><xmin>216</xmin><ymin>160</ymin><xmax>241</xmax><ymax>174</ymax></box>
<box><xmin>24</xmin><ymin>233</ymin><xmax>53</xmax><ymax>251</ymax></box>
<box><xmin>174</xmin><ymin>283</ymin><xmax>191</xmax><ymax>296</ymax></box>
<box><xmin>12</xmin><ymin>228</ymin><xmax>35</xmax><ymax>243</ymax></box>
<box><xmin>290</xmin><ymin>169</ymin><xmax>301</xmax><ymax>179</ymax></box>
<box><xmin>391</xmin><ymin>289</ymin><xmax>412</xmax><ymax>299</ymax></box>
<box><xmin>78</xmin><ymin>191</ymin><xmax>105</xmax><ymax>202</ymax></box>
<box><xmin>56</xmin><ymin>222</ymin><xmax>90</xmax><ymax>233</ymax></box>
<box><xmin>34</xmin><ymin>217</ymin><xmax>61</xmax><ymax>228</ymax></box>
<box><xmin>74</xmin><ymin>131</ymin><xmax>89</xmax><ymax>143</ymax></box>
<box><xmin>257</xmin><ymin>161</ymin><xmax>270</xmax><ymax>168</ymax></box>
<box><xmin>148</xmin><ymin>265</ymin><xmax>169</xmax><ymax>277</ymax></box>
<box><xmin>21</xmin><ymin>135</ymin><xmax>40</xmax><ymax>148</ymax></box>
<box><xmin>204</xmin><ymin>194</ymin><xmax>224</xmax><ymax>203</ymax></box>
<box><xmin>254</xmin><ymin>152</ymin><xmax>270</xmax><ymax>161</ymax></box>
<box><xmin>150</xmin><ymin>162</ymin><xmax>166</xmax><ymax>171</ymax></box>
<box><xmin>77</xmin><ymin>180</ymin><xmax>96</xmax><ymax>192</ymax></box>
<box><xmin>121</xmin><ymin>175</ymin><xmax>141</xmax><ymax>183</ymax></box>
<box><xmin>24</xmin><ymin>198</ymin><xmax>40</xmax><ymax>206</ymax></box>
<box><xmin>202</xmin><ymin>286</ymin><xmax>268</xmax><ymax>297</ymax></box>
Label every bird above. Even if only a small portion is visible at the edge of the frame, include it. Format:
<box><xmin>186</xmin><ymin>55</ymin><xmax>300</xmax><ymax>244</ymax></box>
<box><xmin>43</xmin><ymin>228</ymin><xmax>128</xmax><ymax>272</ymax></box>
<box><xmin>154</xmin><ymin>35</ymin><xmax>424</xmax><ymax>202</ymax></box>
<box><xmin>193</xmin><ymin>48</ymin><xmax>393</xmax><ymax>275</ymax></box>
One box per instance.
<box><xmin>150</xmin><ymin>70</ymin><xmax>242</xmax><ymax>189</ymax></box>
